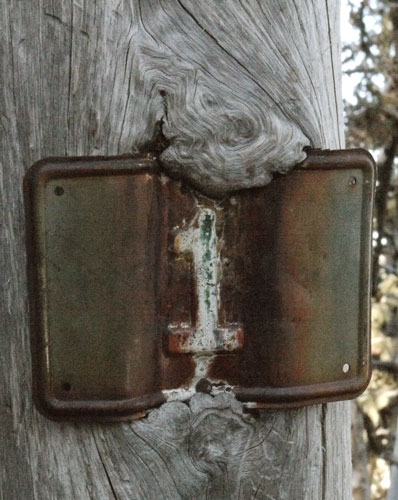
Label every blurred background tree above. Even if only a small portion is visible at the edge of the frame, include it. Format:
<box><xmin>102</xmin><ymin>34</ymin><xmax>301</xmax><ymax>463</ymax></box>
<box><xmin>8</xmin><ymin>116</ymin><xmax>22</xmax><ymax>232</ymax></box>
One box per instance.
<box><xmin>344</xmin><ymin>0</ymin><xmax>398</xmax><ymax>286</ymax></box>
<box><xmin>343</xmin><ymin>1</ymin><xmax>398</xmax><ymax>498</ymax></box>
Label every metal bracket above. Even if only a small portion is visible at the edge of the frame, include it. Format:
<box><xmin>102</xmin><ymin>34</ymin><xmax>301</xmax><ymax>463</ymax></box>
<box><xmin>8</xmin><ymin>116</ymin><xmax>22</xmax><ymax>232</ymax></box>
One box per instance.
<box><xmin>24</xmin><ymin>149</ymin><xmax>375</xmax><ymax>420</ymax></box>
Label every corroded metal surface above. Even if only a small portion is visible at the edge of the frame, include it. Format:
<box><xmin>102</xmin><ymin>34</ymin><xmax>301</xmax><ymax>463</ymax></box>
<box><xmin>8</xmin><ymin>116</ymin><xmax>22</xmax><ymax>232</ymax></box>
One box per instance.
<box><xmin>24</xmin><ymin>150</ymin><xmax>375</xmax><ymax>420</ymax></box>
<box><xmin>167</xmin><ymin>208</ymin><xmax>243</xmax><ymax>354</ymax></box>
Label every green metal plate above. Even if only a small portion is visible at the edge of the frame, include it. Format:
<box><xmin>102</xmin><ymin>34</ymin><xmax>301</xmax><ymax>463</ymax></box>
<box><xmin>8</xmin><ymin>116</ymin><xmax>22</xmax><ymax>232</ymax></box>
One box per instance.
<box><xmin>24</xmin><ymin>150</ymin><xmax>375</xmax><ymax>420</ymax></box>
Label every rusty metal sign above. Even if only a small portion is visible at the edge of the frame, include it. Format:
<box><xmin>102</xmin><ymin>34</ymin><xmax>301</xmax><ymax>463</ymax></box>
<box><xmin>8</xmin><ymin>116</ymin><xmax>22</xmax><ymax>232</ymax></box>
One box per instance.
<box><xmin>24</xmin><ymin>149</ymin><xmax>375</xmax><ymax>420</ymax></box>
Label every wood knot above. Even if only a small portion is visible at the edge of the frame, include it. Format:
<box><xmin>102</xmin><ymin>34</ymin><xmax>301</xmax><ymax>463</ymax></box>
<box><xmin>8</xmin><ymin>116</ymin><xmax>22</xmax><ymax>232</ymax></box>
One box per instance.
<box><xmin>188</xmin><ymin>409</ymin><xmax>251</xmax><ymax>471</ymax></box>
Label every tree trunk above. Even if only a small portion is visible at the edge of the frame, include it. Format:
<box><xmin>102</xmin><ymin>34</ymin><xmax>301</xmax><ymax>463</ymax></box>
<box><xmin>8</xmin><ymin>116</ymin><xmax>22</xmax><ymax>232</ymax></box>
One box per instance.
<box><xmin>1</xmin><ymin>1</ymin><xmax>351</xmax><ymax>498</ymax></box>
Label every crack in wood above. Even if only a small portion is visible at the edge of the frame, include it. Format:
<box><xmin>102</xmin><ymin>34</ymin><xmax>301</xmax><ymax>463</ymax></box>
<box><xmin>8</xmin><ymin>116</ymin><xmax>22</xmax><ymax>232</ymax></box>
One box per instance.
<box><xmin>321</xmin><ymin>403</ymin><xmax>328</xmax><ymax>500</ymax></box>
<box><xmin>92</xmin><ymin>429</ymin><xmax>119</xmax><ymax>500</ymax></box>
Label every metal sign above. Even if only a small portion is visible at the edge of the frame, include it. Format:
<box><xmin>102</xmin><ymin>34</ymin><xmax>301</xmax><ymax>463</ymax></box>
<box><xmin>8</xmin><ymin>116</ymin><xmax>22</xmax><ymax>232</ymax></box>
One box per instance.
<box><xmin>24</xmin><ymin>150</ymin><xmax>375</xmax><ymax>420</ymax></box>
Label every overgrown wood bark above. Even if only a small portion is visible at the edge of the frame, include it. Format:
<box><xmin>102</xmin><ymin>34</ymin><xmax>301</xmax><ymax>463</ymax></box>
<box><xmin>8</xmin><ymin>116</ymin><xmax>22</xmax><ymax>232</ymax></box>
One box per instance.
<box><xmin>1</xmin><ymin>1</ymin><xmax>351</xmax><ymax>498</ymax></box>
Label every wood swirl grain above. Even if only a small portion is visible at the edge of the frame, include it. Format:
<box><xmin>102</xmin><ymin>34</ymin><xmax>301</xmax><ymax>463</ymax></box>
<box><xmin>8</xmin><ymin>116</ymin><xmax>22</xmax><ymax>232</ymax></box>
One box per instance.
<box><xmin>123</xmin><ymin>1</ymin><xmax>342</xmax><ymax>195</ymax></box>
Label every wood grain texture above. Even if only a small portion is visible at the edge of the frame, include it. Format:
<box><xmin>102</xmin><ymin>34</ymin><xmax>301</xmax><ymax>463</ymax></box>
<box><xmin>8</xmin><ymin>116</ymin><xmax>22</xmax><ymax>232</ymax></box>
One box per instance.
<box><xmin>0</xmin><ymin>0</ymin><xmax>351</xmax><ymax>498</ymax></box>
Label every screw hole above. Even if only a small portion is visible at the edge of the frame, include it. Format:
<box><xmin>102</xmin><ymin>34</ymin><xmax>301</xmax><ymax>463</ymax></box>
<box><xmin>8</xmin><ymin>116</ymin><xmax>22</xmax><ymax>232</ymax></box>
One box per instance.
<box><xmin>62</xmin><ymin>382</ymin><xmax>71</xmax><ymax>392</ymax></box>
<box><xmin>342</xmin><ymin>363</ymin><xmax>350</xmax><ymax>373</ymax></box>
<box><xmin>54</xmin><ymin>186</ymin><xmax>64</xmax><ymax>196</ymax></box>
<box><xmin>349</xmin><ymin>177</ymin><xmax>357</xmax><ymax>186</ymax></box>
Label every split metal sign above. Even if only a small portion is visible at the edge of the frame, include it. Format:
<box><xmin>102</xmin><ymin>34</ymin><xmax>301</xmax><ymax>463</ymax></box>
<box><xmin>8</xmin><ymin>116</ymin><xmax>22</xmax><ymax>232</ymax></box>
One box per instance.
<box><xmin>24</xmin><ymin>149</ymin><xmax>374</xmax><ymax>420</ymax></box>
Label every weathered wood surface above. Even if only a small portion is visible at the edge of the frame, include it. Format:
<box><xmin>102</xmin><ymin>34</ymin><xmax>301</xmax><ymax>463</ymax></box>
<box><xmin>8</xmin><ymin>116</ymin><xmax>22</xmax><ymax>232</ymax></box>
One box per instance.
<box><xmin>1</xmin><ymin>1</ymin><xmax>351</xmax><ymax>499</ymax></box>
<box><xmin>351</xmin><ymin>402</ymin><xmax>371</xmax><ymax>500</ymax></box>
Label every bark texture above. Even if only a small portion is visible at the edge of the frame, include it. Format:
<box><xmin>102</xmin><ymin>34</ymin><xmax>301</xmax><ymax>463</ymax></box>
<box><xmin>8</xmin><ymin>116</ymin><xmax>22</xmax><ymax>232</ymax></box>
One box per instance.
<box><xmin>1</xmin><ymin>0</ymin><xmax>350</xmax><ymax>499</ymax></box>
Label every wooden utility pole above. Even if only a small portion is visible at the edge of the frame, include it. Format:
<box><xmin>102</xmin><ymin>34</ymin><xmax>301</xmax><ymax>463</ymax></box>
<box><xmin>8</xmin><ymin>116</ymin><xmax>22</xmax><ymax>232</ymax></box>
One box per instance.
<box><xmin>1</xmin><ymin>1</ymin><xmax>351</xmax><ymax>498</ymax></box>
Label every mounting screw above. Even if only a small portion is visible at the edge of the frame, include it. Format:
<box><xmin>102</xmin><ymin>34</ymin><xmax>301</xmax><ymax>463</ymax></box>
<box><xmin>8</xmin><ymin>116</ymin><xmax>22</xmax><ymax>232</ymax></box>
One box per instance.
<box><xmin>349</xmin><ymin>177</ymin><xmax>357</xmax><ymax>186</ymax></box>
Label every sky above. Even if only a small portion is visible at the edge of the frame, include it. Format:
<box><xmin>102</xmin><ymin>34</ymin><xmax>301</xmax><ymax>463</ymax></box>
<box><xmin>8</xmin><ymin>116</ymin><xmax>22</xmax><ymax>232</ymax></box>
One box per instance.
<box><xmin>341</xmin><ymin>0</ymin><xmax>386</xmax><ymax>105</ymax></box>
<box><xmin>341</xmin><ymin>1</ymin><xmax>360</xmax><ymax>105</ymax></box>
